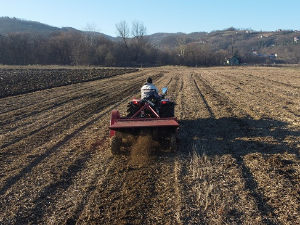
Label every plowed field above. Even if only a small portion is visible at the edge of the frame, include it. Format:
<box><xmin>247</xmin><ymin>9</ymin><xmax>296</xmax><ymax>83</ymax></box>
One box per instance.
<box><xmin>1</xmin><ymin>66</ymin><xmax>300</xmax><ymax>224</ymax></box>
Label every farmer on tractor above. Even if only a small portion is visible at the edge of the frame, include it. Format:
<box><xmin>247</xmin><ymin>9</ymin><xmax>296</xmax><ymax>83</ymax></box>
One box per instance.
<box><xmin>141</xmin><ymin>77</ymin><xmax>159</xmax><ymax>99</ymax></box>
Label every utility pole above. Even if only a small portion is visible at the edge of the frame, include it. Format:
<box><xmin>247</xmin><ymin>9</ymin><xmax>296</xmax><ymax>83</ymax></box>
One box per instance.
<box><xmin>231</xmin><ymin>35</ymin><xmax>235</xmax><ymax>66</ymax></box>
<box><xmin>231</xmin><ymin>36</ymin><xmax>234</xmax><ymax>57</ymax></box>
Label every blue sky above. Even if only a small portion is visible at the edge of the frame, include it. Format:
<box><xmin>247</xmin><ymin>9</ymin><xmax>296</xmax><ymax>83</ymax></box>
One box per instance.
<box><xmin>1</xmin><ymin>0</ymin><xmax>299</xmax><ymax>36</ymax></box>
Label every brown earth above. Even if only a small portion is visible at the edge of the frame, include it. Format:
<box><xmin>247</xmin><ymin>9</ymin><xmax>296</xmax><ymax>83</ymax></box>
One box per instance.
<box><xmin>0</xmin><ymin>67</ymin><xmax>138</xmax><ymax>98</ymax></box>
<box><xmin>0</xmin><ymin>66</ymin><xmax>300</xmax><ymax>224</ymax></box>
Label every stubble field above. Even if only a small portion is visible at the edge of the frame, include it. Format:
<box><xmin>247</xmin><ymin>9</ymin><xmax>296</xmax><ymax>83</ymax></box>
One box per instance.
<box><xmin>0</xmin><ymin>66</ymin><xmax>300</xmax><ymax>224</ymax></box>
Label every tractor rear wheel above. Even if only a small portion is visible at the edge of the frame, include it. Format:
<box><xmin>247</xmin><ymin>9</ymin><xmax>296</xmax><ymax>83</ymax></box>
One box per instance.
<box><xmin>160</xmin><ymin>104</ymin><xmax>175</xmax><ymax>117</ymax></box>
<box><xmin>126</xmin><ymin>103</ymin><xmax>140</xmax><ymax>117</ymax></box>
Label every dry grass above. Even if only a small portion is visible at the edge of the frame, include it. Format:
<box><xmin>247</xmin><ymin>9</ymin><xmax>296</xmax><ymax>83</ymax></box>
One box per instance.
<box><xmin>1</xmin><ymin>66</ymin><xmax>300</xmax><ymax>224</ymax></box>
<box><xmin>188</xmin><ymin>144</ymin><xmax>262</xmax><ymax>224</ymax></box>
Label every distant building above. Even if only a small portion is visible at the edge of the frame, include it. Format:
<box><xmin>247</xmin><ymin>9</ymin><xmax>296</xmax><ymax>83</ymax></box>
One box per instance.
<box><xmin>226</xmin><ymin>56</ymin><xmax>240</xmax><ymax>66</ymax></box>
<box><xmin>252</xmin><ymin>51</ymin><xmax>277</xmax><ymax>58</ymax></box>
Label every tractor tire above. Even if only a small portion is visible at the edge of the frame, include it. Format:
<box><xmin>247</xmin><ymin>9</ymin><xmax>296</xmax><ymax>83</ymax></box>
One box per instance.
<box><xmin>127</xmin><ymin>103</ymin><xmax>140</xmax><ymax>117</ymax></box>
<box><xmin>110</xmin><ymin>135</ymin><xmax>122</xmax><ymax>155</ymax></box>
<box><xmin>160</xmin><ymin>104</ymin><xmax>175</xmax><ymax>118</ymax></box>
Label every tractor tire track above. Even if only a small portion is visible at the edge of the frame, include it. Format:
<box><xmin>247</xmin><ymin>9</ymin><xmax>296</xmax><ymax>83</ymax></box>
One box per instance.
<box><xmin>180</xmin><ymin>71</ymin><xmax>279</xmax><ymax>223</ymax></box>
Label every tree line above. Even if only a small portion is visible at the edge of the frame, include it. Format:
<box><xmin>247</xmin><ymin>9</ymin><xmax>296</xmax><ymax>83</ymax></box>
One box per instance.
<box><xmin>0</xmin><ymin>21</ymin><xmax>299</xmax><ymax>66</ymax></box>
<box><xmin>0</xmin><ymin>20</ymin><xmax>229</xmax><ymax>67</ymax></box>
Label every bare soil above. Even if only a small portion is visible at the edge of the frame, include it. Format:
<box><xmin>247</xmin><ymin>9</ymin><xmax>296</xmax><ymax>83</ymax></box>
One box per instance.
<box><xmin>1</xmin><ymin>66</ymin><xmax>300</xmax><ymax>224</ymax></box>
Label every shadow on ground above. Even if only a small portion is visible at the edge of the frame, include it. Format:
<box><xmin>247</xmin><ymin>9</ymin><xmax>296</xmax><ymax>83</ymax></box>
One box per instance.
<box><xmin>178</xmin><ymin>116</ymin><xmax>299</xmax><ymax>224</ymax></box>
<box><xmin>179</xmin><ymin>117</ymin><xmax>299</xmax><ymax>157</ymax></box>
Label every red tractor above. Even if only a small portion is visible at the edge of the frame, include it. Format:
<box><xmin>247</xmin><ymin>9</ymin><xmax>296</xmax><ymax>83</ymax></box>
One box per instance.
<box><xmin>109</xmin><ymin>87</ymin><xmax>179</xmax><ymax>155</ymax></box>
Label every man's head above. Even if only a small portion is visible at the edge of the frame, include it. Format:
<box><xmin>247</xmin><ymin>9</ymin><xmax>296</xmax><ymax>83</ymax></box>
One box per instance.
<box><xmin>146</xmin><ymin>77</ymin><xmax>152</xmax><ymax>83</ymax></box>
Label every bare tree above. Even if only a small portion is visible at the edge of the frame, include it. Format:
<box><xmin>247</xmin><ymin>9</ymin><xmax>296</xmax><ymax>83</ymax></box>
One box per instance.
<box><xmin>6</xmin><ymin>32</ymin><xmax>33</xmax><ymax>65</ymax></box>
<box><xmin>115</xmin><ymin>20</ymin><xmax>130</xmax><ymax>49</ymax></box>
<box><xmin>83</xmin><ymin>22</ymin><xmax>100</xmax><ymax>47</ymax></box>
<box><xmin>176</xmin><ymin>34</ymin><xmax>187</xmax><ymax>65</ymax></box>
<box><xmin>131</xmin><ymin>20</ymin><xmax>147</xmax><ymax>45</ymax></box>
<box><xmin>69</xmin><ymin>31</ymin><xmax>89</xmax><ymax>65</ymax></box>
<box><xmin>48</xmin><ymin>31</ymin><xmax>73</xmax><ymax>64</ymax></box>
<box><xmin>115</xmin><ymin>20</ymin><xmax>132</xmax><ymax>65</ymax></box>
<box><xmin>131</xmin><ymin>20</ymin><xmax>148</xmax><ymax>66</ymax></box>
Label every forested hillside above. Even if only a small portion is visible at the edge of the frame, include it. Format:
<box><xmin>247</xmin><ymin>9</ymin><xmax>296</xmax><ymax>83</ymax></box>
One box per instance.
<box><xmin>1</xmin><ymin>17</ymin><xmax>299</xmax><ymax>66</ymax></box>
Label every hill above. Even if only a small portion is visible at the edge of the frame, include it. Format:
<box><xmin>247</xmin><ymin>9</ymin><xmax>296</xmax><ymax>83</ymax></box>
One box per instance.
<box><xmin>147</xmin><ymin>28</ymin><xmax>300</xmax><ymax>64</ymax></box>
<box><xmin>0</xmin><ymin>17</ymin><xmax>112</xmax><ymax>39</ymax></box>
<box><xmin>0</xmin><ymin>17</ymin><xmax>62</xmax><ymax>35</ymax></box>
<box><xmin>1</xmin><ymin>17</ymin><xmax>300</xmax><ymax>65</ymax></box>
<box><xmin>1</xmin><ymin>17</ymin><xmax>298</xmax><ymax>50</ymax></box>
